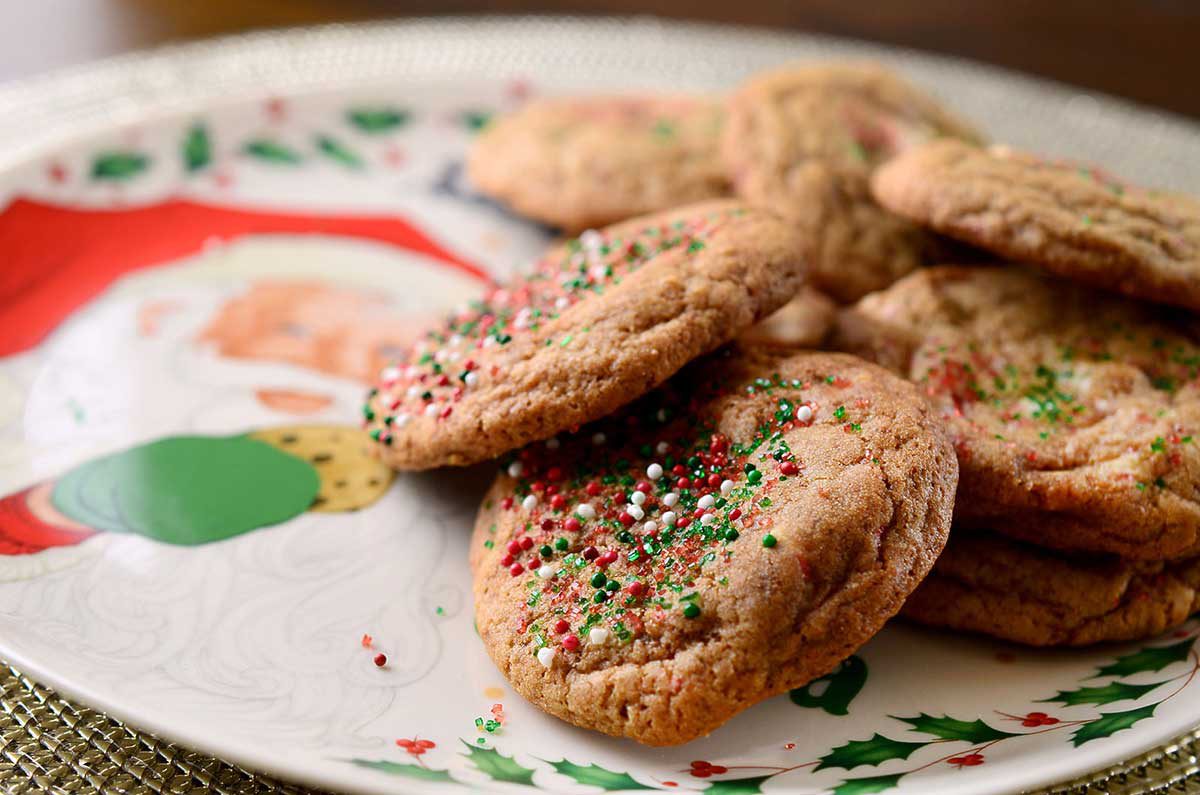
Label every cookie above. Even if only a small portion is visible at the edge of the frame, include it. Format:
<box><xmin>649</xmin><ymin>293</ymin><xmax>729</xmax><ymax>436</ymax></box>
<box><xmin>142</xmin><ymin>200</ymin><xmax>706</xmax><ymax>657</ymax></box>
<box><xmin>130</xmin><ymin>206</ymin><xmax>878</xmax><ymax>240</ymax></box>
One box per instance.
<box><xmin>721</xmin><ymin>62</ymin><xmax>984</xmax><ymax>302</ymax></box>
<box><xmin>903</xmin><ymin>532</ymin><xmax>1200</xmax><ymax>646</ymax></box>
<box><xmin>834</xmin><ymin>265</ymin><xmax>1200</xmax><ymax>559</ymax></box>
<box><xmin>470</xmin><ymin>346</ymin><xmax>957</xmax><ymax>745</ymax></box>
<box><xmin>740</xmin><ymin>285</ymin><xmax>836</xmax><ymax>348</ymax></box>
<box><xmin>872</xmin><ymin>139</ymin><xmax>1200</xmax><ymax>311</ymax></box>
<box><xmin>363</xmin><ymin>201</ymin><xmax>808</xmax><ymax>470</ymax></box>
<box><xmin>468</xmin><ymin>96</ymin><xmax>730</xmax><ymax>232</ymax></box>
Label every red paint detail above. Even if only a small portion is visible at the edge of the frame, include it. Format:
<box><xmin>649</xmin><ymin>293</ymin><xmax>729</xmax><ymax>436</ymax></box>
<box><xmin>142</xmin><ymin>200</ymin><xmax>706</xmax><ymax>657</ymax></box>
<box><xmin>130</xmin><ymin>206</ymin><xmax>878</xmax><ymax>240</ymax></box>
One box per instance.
<box><xmin>0</xmin><ymin>197</ymin><xmax>488</xmax><ymax>357</ymax></box>
<box><xmin>361</xmin><ymin>633</ymin><xmax>373</xmax><ymax>648</ymax></box>
<box><xmin>0</xmin><ymin>485</ymin><xmax>96</xmax><ymax>555</ymax></box>
<box><xmin>47</xmin><ymin>162</ymin><xmax>68</xmax><ymax>184</ymax></box>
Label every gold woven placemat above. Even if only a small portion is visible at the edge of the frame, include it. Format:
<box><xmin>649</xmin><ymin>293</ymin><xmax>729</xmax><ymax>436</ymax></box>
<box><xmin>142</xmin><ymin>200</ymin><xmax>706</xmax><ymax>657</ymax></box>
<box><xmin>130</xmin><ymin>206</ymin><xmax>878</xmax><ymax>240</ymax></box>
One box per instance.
<box><xmin>1</xmin><ymin>663</ymin><xmax>1198</xmax><ymax>795</ymax></box>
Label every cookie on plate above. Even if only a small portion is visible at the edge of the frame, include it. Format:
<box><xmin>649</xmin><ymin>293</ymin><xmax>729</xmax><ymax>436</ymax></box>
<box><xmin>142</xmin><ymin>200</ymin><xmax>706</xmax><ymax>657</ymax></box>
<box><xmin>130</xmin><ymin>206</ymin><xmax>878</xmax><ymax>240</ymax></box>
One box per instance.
<box><xmin>903</xmin><ymin>532</ymin><xmax>1200</xmax><ymax>646</ymax></box>
<box><xmin>834</xmin><ymin>265</ymin><xmax>1200</xmax><ymax>560</ymax></box>
<box><xmin>873</xmin><ymin>139</ymin><xmax>1200</xmax><ymax>311</ymax></box>
<box><xmin>740</xmin><ymin>285</ymin><xmax>837</xmax><ymax>349</ymax></box>
<box><xmin>468</xmin><ymin>96</ymin><xmax>729</xmax><ymax>231</ymax></box>
<box><xmin>470</xmin><ymin>347</ymin><xmax>957</xmax><ymax>745</ymax></box>
<box><xmin>722</xmin><ymin>62</ymin><xmax>984</xmax><ymax>302</ymax></box>
<box><xmin>363</xmin><ymin>201</ymin><xmax>808</xmax><ymax>470</ymax></box>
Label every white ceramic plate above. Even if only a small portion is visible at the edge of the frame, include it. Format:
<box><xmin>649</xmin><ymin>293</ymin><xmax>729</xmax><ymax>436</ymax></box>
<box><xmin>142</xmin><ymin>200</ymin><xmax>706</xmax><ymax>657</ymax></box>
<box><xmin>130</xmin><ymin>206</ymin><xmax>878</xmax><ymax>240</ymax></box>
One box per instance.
<box><xmin>2</xmin><ymin>17</ymin><xmax>1200</xmax><ymax>795</ymax></box>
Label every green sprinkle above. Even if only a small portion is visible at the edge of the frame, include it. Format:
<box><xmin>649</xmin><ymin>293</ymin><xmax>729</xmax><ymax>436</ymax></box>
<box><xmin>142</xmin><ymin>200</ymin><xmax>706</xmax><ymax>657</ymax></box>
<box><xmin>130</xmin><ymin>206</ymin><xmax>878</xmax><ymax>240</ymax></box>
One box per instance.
<box><xmin>483</xmin><ymin>539</ymin><xmax>494</xmax><ymax>549</ymax></box>
<box><xmin>762</xmin><ymin>533</ymin><xmax>778</xmax><ymax>548</ymax></box>
<box><xmin>746</xmin><ymin>469</ymin><xmax>762</xmax><ymax>485</ymax></box>
<box><xmin>1151</xmin><ymin>436</ymin><xmax>1167</xmax><ymax>453</ymax></box>
<box><xmin>593</xmin><ymin>590</ymin><xmax>608</xmax><ymax>603</ymax></box>
<box><xmin>590</xmin><ymin>572</ymin><xmax>607</xmax><ymax>588</ymax></box>
<box><xmin>554</xmin><ymin>537</ymin><xmax>569</xmax><ymax>551</ymax></box>
<box><xmin>723</xmin><ymin>528</ymin><xmax>739</xmax><ymax>542</ymax></box>
<box><xmin>682</xmin><ymin>603</ymin><xmax>701</xmax><ymax>619</ymax></box>
<box><xmin>833</xmin><ymin>406</ymin><xmax>846</xmax><ymax>420</ymax></box>
<box><xmin>539</xmin><ymin>544</ymin><xmax>553</xmax><ymax>558</ymax></box>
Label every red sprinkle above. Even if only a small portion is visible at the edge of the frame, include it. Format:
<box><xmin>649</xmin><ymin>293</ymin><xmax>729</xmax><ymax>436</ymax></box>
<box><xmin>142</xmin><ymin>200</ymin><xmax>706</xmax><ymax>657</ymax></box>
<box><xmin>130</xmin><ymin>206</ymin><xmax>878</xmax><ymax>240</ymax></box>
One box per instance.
<box><xmin>500</xmin><ymin>554</ymin><xmax>514</xmax><ymax>567</ymax></box>
<box><xmin>500</xmin><ymin>497</ymin><xmax>513</xmax><ymax>510</ymax></box>
<box><xmin>582</xmin><ymin>546</ymin><xmax>600</xmax><ymax>561</ymax></box>
<box><xmin>676</xmin><ymin>477</ymin><xmax>691</xmax><ymax>489</ymax></box>
<box><xmin>707</xmin><ymin>473</ymin><xmax>722</xmax><ymax>488</ymax></box>
<box><xmin>506</xmin><ymin>539</ymin><xmax>522</xmax><ymax>555</ymax></box>
<box><xmin>550</xmin><ymin>494</ymin><xmax>567</xmax><ymax>510</ymax></box>
<box><xmin>585</xmin><ymin>482</ymin><xmax>602</xmax><ymax>496</ymax></box>
<box><xmin>554</xmin><ymin>619</ymin><xmax>570</xmax><ymax>634</ymax></box>
<box><xmin>564</xmin><ymin>517</ymin><xmax>581</xmax><ymax>532</ymax></box>
<box><xmin>562</xmin><ymin>634</ymin><xmax>580</xmax><ymax>651</ymax></box>
<box><xmin>373</xmin><ymin>653</ymin><xmax>388</xmax><ymax>667</ymax></box>
<box><xmin>729</xmin><ymin>508</ymin><xmax>742</xmax><ymax>520</ymax></box>
<box><xmin>520</xmin><ymin>536</ymin><xmax>534</xmax><ymax>550</ymax></box>
<box><xmin>628</xmin><ymin>581</ymin><xmax>645</xmax><ymax>597</ymax></box>
<box><xmin>618</xmin><ymin>512</ymin><xmax>635</xmax><ymax>527</ymax></box>
<box><xmin>509</xmin><ymin>563</ymin><xmax>524</xmax><ymax>577</ymax></box>
<box><xmin>780</xmin><ymin>461</ymin><xmax>799</xmax><ymax>476</ymax></box>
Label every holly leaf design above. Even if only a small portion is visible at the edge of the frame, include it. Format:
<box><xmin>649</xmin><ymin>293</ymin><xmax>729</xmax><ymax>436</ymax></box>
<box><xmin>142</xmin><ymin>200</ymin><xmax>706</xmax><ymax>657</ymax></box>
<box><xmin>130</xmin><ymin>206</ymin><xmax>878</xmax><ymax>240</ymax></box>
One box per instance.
<box><xmin>895</xmin><ymin>714</ymin><xmax>1015</xmax><ymax>744</ymax></box>
<box><xmin>1071</xmin><ymin>703</ymin><xmax>1158</xmax><ymax>746</ymax></box>
<box><xmin>243</xmin><ymin>139</ymin><xmax>302</xmax><ymax>164</ymax></box>
<box><xmin>703</xmin><ymin>775</ymin><xmax>774</xmax><ymax>794</ymax></box>
<box><xmin>92</xmin><ymin>152</ymin><xmax>149</xmax><ymax>180</ymax></box>
<box><xmin>546</xmin><ymin>759</ymin><xmax>653</xmax><ymax>790</ymax></box>
<box><xmin>1040</xmin><ymin>679</ymin><xmax>1167</xmax><ymax>707</ymax></box>
<box><xmin>462</xmin><ymin>110</ymin><xmax>493</xmax><ymax>132</ymax></box>
<box><xmin>315</xmin><ymin>135</ymin><xmax>363</xmax><ymax>168</ymax></box>
<box><xmin>831</xmin><ymin>773</ymin><xmax>904</xmax><ymax>795</ymax></box>
<box><xmin>182</xmin><ymin>123</ymin><xmax>211</xmax><ymax>172</ymax></box>
<box><xmin>1093</xmin><ymin>638</ymin><xmax>1194</xmax><ymax>678</ymax></box>
<box><xmin>347</xmin><ymin>759</ymin><xmax>455</xmax><ymax>782</ymax></box>
<box><xmin>791</xmin><ymin>655</ymin><xmax>868</xmax><ymax>716</ymax></box>
<box><xmin>347</xmin><ymin>107</ymin><xmax>412</xmax><ymax>133</ymax></box>
<box><xmin>460</xmin><ymin>740</ymin><xmax>536</xmax><ymax>786</ymax></box>
<box><xmin>815</xmin><ymin>734</ymin><xmax>927</xmax><ymax>772</ymax></box>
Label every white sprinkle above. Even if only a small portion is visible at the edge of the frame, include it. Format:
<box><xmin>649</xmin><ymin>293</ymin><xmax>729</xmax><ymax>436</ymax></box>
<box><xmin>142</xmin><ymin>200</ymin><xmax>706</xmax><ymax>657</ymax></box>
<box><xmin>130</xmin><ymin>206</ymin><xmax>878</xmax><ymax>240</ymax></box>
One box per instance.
<box><xmin>424</xmin><ymin>403</ymin><xmax>439</xmax><ymax>417</ymax></box>
<box><xmin>656</xmin><ymin>441</ymin><xmax>670</xmax><ymax>455</ymax></box>
<box><xmin>720</xmin><ymin>479</ymin><xmax>734</xmax><ymax>495</ymax></box>
<box><xmin>522</xmin><ymin>494</ymin><xmax>538</xmax><ymax>511</ymax></box>
<box><xmin>646</xmin><ymin>463</ymin><xmax>664</xmax><ymax>480</ymax></box>
<box><xmin>580</xmin><ymin>229</ymin><xmax>604</xmax><ymax>251</ymax></box>
<box><xmin>537</xmin><ymin>565</ymin><xmax>555</xmax><ymax>579</ymax></box>
<box><xmin>577</xmin><ymin>503</ymin><xmax>596</xmax><ymax>520</ymax></box>
<box><xmin>593</xmin><ymin>432</ymin><xmax>607</xmax><ymax>445</ymax></box>
<box><xmin>643</xmin><ymin>520</ymin><xmax>657</xmax><ymax>534</ymax></box>
<box><xmin>447</xmin><ymin>350</ymin><xmax>461</xmax><ymax>363</ymax></box>
<box><xmin>406</xmin><ymin>385</ymin><xmax>421</xmax><ymax>398</ymax></box>
<box><xmin>698</xmin><ymin>494</ymin><xmax>716</xmax><ymax>510</ymax></box>
<box><xmin>394</xmin><ymin>414</ymin><xmax>411</xmax><ymax>428</ymax></box>
<box><xmin>700</xmin><ymin>513</ymin><xmax>716</xmax><ymax>525</ymax></box>
<box><xmin>630</xmin><ymin>491</ymin><xmax>646</xmax><ymax>506</ymax></box>
<box><xmin>627</xmin><ymin>504</ymin><xmax>645</xmax><ymax>521</ymax></box>
<box><xmin>555</xmin><ymin>296</ymin><xmax>570</xmax><ymax>311</ymax></box>
<box><xmin>661</xmin><ymin>511</ymin><xmax>677</xmax><ymax>526</ymax></box>
<box><xmin>537</xmin><ymin>647</ymin><xmax>556</xmax><ymax>668</ymax></box>
<box><xmin>435</xmin><ymin>350</ymin><xmax>449</xmax><ymax>364</ymax></box>
<box><xmin>464</xmin><ymin>371</ymin><xmax>479</xmax><ymax>387</ymax></box>
<box><xmin>507</xmin><ymin>461</ymin><xmax>524</xmax><ymax>478</ymax></box>
<box><xmin>589</xmin><ymin>628</ymin><xmax>610</xmax><ymax>645</ymax></box>
<box><xmin>513</xmin><ymin>314</ymin><xmax>528</xmax><ymax>329</ymax></box>
<box><xmin>663</xmin><ymin>492</ymin><xmax>679</xmax><ymax>507</ymax></box>
<box><xmin>405</xmin><ymin>365</ymin><xmax>422</xmax><ymax>379</ymax></box>
<box><xmin>589</xmin><ymin>264</ymin><xmax>608</xmax><ymax>281</ymax></box>
<box><xmin>797</xmin><ymin>405</ymin><xmax>813</xmax><ymax>423</ymax></box>
<box><xmin>380</xmin><ymin>366</ymin><xmax>401</xmax><ymax>383</ymax></box>
<box><xmin>656</xmin><ymin>409</ymin><xmax>667</xmax><ymax>422</ymax></box>
<box><xmin>545</xmin><ymin>437</ymin><xmax>560</xmax><ymax>449</ymax></box>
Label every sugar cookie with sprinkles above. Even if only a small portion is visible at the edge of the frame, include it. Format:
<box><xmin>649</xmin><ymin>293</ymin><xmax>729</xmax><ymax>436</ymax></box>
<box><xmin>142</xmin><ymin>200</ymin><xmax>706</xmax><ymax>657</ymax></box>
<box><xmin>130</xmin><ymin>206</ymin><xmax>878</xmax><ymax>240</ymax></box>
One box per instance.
<box><xmin>873</xmin><ymin>139</ymin><xmax>1200</xmax><ymax>311</ymax></box>
<box><xmin>468</xmin><ymin>95</ymin><xmax>730</xmax><ymax>231</ymax></box>
<box><xmin>740</xmin><ymin>285</ymin><xmax>837</xmax><ymax>349</ymax></box>
<box><xmin>469</xmin><ymin>346</ymin><xmax>957</xmax><ymax>745</ymax></box>
<box><xmin>903</xmin><ymin>532</ymin><xmax>1200</xmax><ymax>646</ymax></box>
<box><xmin>834</xmin><ymin>265</ymin><xmax>1200</xmax><ymax>560</ymax></box>
<box><xmin>363</xmin><ymin>201</ymin><xmax>808</xmax><ymax>470</ymax></box>
<box><xmin>721</xmin><ymin>62</ymin><xmax>984</xmax><ymax>302</ymax></box>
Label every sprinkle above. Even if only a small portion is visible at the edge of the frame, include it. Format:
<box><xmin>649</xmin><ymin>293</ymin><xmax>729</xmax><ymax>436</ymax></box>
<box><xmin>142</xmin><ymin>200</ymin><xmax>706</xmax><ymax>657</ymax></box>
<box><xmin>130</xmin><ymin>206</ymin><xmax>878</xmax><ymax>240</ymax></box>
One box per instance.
<box><xmin>537</xmin><ymin>565</ymin><xmax>555</xmax><ymax>579</ymax></box>
<box><xmin>656</xmin><ymin>441</ymin><xmax>670</xmax><ymax>454</ymax></box>
<box><xmin>762</xmin><ymin>533</ymin><xmax>778</xmax><ymax>548</ymax></box>
<box><xmin>507</xmin><ymin>461</ymin><xmax>524</xmax><ymax>478</ymax></box>
<box><xmin>698</xmin><ymin>494</ymin><xmax>715</xmax><ymax>510</ymax></box>
<box><xmin>562</xmin><ymin>634</ymin><xmax>580</xmax><ymax>651</ymax></box>
<box><xmin>627</xmin><ymin>504</ymin><xmax>645</xmax><ymax>521</ymax></box>
<box><xmin>374</xmin><ymin>653</ymin><xmax>388</xmax><ymax>667</ymax></box>
<box><xmin>700</xmin><ymin>513</ymin><xmax>715</xmax><ymax>525</ymax></box>
<box><xmin>720</xmin><ymin>479</ymin><xmax>734</xmax><ymax>495</ymax></box>
<box><xmin>682</xmin><ymin>603</ymin><xmax>701</xmax><ymax>619</ymax></box>
<box><xmin>631</xmin><ymin>491</ymin><xmax>646</xmax><ymax>506</ymax></box>
<box><xmin>663</xmin><ymin>492</ymin><xmax>679</xmax><ymax>507</ymax></box>
<box><xmin>521</xmin><ymin>494</ymin><xmax>538</xmax><ymax>511</ymax></box>
<box><xmin>577</xmin><ymin>503</ymin><xmax>596</xmax><ymax>520</ymax></box>
<box><xmin>536</xmin><ymin>647</ymin><xmax>556</xmax><ymax>667</ymax></box>
<box><xmin>464</xmin><ymin>372</ymin><xmax>479</xmax><ymax>387</ymax></box>
<box><xmin>796</xmin><ymin>405</ymin><xmax>813</xmax><ymax>422</ymax></box>
<box><xmin>592</xmin><ymin>432</ymin><xmax>607</xmax><ymax>445</ymax></box>
<box><xmin>589</xmin><ymin>628</ymin><xmax>610</xmax><ymax>644</ymax></box>
<box><xmin>661</xmin><ymin>511</ymin><xmax>677</xmax><ymax>526</ymax></box>
<box><xmin>646</xmin><ymin>463</ymin><xmax>664</xmax><ymax>480</ymax></box>
<box><xmin>424</xmin><ymin>403</ymin><xmax>438</xmax><ymax>417</ymax></box>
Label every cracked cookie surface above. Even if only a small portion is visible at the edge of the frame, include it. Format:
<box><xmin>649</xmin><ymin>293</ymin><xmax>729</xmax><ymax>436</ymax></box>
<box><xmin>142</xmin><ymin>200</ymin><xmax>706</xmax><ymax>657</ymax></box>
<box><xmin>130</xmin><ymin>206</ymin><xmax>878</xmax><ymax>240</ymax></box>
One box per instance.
<box><xmin>468</xmin><ymin>95</ymin><xmax>730</xmax><ymax>232</ymax></box>
<box><xmin>363</xmin><ymin>201</ymin><xmax>808</xmax><ymax>470</ymax></box>
<box><xmin>904</xmin><ymin>531</ymin><xmax>1200</xmax><ymax>646</ymax></box>
<box><xmin>721</xmin><ymin>62</ymin><xmax>983</xmax><ymax>302</ymax></box>
<box><xmin>834</xmin><ymin>265</ymin><xmax>1200</xmax><ymax>559</ymax></box>
<box><xmin>873</xmin><ymin>139</ymin><xmax>1200</xmax><ymax>311</ymax></box>
<box><xmin>470</xmin><ymin>347</ymin><xmax>957</xmax><ymax>745</ymax></box>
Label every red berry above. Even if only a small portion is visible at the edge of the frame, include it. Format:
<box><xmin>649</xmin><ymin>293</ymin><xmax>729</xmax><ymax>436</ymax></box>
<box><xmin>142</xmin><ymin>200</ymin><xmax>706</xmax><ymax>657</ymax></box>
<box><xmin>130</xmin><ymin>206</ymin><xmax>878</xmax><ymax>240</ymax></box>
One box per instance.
<box><xmin>618</xmin><ymin>512</ymin><xmax>635</xmax><ymax>527</ymax></box>
<box><xmin>506</xmin><ymin>540</ymin><xmax>522</xmax><ymax>555</ymax></box>
<box><xmin>582</xmin><ymin>546</ymin><xmax>599</xmax><ymax>560</ymax></box>
<box><xmin>554</xmin><ymin>619</ymin><xmax>569</xmax><ymax>634</ymax></box>
<box><xmin>562</xmin><ymin>634</ymin><xmax>580</xmax><ymax>651</ymax></box>
<box><xmin>550</xmin><ymin>494</ymin><xmax>567</xmax><ymax>510</ymax></box>
<box><xmin>509</xmin><ymin>563</ymin><xmax>524</xmax><ymax>577</ymax></box>
<box><xmin>564</xmin><ymin>517</ymin><xmax>581</xmax><ymax>532</ymax></box>
<box><xmin>374</xmin><ymin>653</ymin><xmax>388</xmax><ymax>667</ymax></box>
<box><xmin>520</xmin><ymin>536</ymin><xmax>533</xmax><ymax>550</ymax></box>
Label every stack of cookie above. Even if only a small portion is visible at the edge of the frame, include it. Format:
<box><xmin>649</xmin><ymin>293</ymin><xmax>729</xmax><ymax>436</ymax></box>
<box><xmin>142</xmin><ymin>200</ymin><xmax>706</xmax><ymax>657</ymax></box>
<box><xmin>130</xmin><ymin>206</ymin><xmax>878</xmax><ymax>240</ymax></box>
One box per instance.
<box><xmin>360</xmin><ymin>61</ymin><xmax>1200</xmax><ymax>746</ymax></box>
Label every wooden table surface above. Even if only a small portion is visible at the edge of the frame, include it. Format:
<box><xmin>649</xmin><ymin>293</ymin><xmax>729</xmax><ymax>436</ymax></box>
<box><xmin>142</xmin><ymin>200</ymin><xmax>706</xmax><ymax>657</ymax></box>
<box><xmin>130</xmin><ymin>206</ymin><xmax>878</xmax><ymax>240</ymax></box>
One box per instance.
<box><xmin>5</xmin><ymin>0</ymin><xmax>1198</xmax><ymax>120</ymax></box>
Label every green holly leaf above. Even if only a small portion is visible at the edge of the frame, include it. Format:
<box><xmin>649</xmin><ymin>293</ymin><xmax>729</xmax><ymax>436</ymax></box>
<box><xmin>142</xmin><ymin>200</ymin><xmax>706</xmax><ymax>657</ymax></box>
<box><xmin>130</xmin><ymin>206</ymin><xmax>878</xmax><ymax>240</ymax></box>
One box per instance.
<box><xmin>1093</xmin><ymin>638</ymin><xmax>1194</xmax><ymax>678</ymax></box>
<box><xmin>243</xmin><ymin>139</ymin><xmax>302</xmax><ymax>164</ymax></box>
<box><xmin>791</xmin><ymin>655</ymin><xmax>868</xmax><ymax>716</ymax></box>
<box><xmin>831</xmin><ymin>773</ymin><xmax>904</xmax><ymax>795</ymax></box>
<box><xmin>703</xmin><ymin>775</ymin><xmax>774</xmax><ymax>794</ymax></box>
<box><xmin>315</xmin><ymin>135</ymin><xmax>363</xmax><ymax>168</ymax></box>
<box><xmin>815</xmin><ymin>734</ymin><xmax>927</xmax><ymax>772</ymax></box>
<box><xmin>895</xmin><ymin>714</ymin><xmax>1015</xmax><ymax>744</ymax></box>
<box><xmin>347</xmin><ymin>759</ymin><xmax>455</xmax><ymax>782</ymax></box>
<box><xmin>182</xmin><ymin>123</ymin><xmax>211</xmax><ymax>172</ymax></box>
<box><xmin>460</xmin><ymin>740</ymin><xmax>536</xmax><ymax>786</ymax></box>
<box><xmin>1070</xmin><ymin>703</ymin><xmax>1158</xmax><ymax>747</ymax></box>
<box><xmin>92</xmin><ymin>152</ymin><xmax>149</xmax><ymax>180</ymax></box>
<box><xmin>347</xmin><ymin>107</ymin><xmax>412</xmax><ymax>133</ymax></box>
<box><xmin>1041</xmin><ymin>679</ymin><xmax>1167</xmax><ymax>707</ymax></box>
<box><xmin>462</xmin><ymin>110</ymin><xmax>493</xmax><ymax>132</ymax></box>
<box><xmin>546</xmin><ymin>759</ymin><xmax>653</xmax><ymax>790</ymax></box>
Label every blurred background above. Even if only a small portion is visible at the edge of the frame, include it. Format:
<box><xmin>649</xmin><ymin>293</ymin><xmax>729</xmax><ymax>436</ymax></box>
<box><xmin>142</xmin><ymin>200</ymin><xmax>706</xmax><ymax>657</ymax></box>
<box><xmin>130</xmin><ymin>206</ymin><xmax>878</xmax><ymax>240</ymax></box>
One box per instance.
<box><xmin>5</xmin><ymin>0</ymin><xmax>1197</xmax><ymax>119</ymax></box>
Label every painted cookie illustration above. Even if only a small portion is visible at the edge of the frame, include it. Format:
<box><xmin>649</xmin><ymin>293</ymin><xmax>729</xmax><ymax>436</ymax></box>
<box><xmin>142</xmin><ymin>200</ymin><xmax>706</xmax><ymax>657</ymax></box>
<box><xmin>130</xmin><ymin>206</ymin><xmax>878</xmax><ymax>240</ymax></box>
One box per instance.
<box><xmin>364</xmin><ymin>201</ymin><xmax>809</xmax><ymax>470</ymax></box>
<box><xmin>470</xmin><ymin>346</ymin><xmax>958</xmax><ymax>745</ymax></box>
<box><xmin>904</xmin><ymin>532</ymin><xmax>1200</xmax><ymax>646</ymax></box>
<box><xmin>468</xmin><ymin>95</ymin><xmax>729</xmax><ymax>231</ymax></box>
<box><xmin>740</xmin><ymin>285</ymin><xmax>837</xmax><ymax>349</ymax></box>
<box><xmin>721</xmin><ymin>62</ymin><xmax>984</xmax><ymax>302</ymax></box>
<box><xmin>834</xmin><ymin>265</ymin><xmax>1200</xmax><ymax>559</ymax></box>
<box><xmin>873</xmin><ymin>139</ymin><xmax>1200</xmax><ymax>311</ymax></box>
